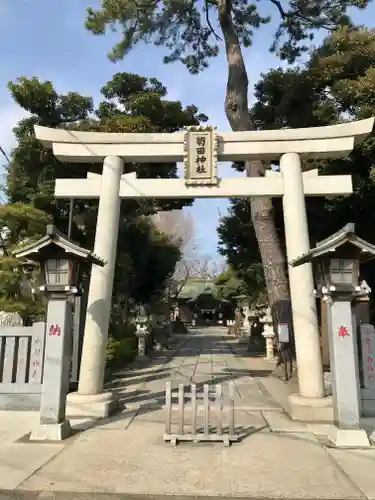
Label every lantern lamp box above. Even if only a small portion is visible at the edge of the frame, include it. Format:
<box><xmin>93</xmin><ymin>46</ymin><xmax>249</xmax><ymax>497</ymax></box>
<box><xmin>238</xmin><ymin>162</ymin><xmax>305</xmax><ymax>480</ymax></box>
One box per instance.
<box><xmin>184</xmin><ymin>126</ymin><xmax>219</xmax><ymax>186</ymax></box>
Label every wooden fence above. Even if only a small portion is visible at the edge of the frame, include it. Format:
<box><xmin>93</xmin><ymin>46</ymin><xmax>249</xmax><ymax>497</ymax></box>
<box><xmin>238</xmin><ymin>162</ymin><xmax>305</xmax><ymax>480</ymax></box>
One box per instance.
<box><xmin>164</xmin><ymin>381</ymin><xmax>238</xmax><ymax>446</ymax></box>
<box><xmin>0</xmin><ymin>322</ymin><xmax>45</xmax><ymax>410</ymax></box>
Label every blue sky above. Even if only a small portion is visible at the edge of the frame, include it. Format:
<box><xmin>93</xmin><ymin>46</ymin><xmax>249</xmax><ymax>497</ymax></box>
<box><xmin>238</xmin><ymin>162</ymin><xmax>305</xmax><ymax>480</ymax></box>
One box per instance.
<box><xmin>0</xmin><ymin>1</ymin><xmax>374</xmax><ymax>259</ymax></box>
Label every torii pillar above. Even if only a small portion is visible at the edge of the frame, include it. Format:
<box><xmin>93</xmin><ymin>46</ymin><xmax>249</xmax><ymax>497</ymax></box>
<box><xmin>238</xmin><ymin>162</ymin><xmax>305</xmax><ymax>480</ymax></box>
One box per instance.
<box><xmin>70</xmin><ymin>156</ymin><xmax>123</xmax><ymax>416</ymax></box>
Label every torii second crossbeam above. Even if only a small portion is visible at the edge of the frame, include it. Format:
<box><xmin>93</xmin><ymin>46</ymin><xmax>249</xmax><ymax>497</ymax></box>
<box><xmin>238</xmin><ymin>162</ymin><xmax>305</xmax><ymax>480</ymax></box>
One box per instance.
<box><xmin>54</xmin><ymin>170</ymin><xmax>352</xmax><ymax>199</ymax></box>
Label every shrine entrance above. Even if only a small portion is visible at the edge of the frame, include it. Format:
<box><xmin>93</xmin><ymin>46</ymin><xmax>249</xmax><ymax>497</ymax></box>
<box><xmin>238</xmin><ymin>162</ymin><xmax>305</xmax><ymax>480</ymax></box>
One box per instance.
<box><xmin>177</xmin><ymin>278</ymin><xmax>232</xmax><ymax>326</ymax></box>
<box><xmin>34</xmin><ymin>118</ymin><xmax>374</xmax><ymax>417</ymax></box>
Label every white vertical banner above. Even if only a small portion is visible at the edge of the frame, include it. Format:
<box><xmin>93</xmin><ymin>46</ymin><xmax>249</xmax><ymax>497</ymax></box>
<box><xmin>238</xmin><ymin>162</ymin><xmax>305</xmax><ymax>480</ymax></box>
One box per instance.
<box><xmin>360</xmin><ymin>323</ymin><xmax>375</xmax><ymax>389</ymax></box>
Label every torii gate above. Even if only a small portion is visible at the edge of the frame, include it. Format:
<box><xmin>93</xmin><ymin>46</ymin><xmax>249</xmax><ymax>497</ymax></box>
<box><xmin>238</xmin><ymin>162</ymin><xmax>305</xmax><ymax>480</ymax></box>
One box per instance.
<box><xmin>35</xmin><ymin>118</ymin><xmax>374</xmax><ymax>418</ymax></box>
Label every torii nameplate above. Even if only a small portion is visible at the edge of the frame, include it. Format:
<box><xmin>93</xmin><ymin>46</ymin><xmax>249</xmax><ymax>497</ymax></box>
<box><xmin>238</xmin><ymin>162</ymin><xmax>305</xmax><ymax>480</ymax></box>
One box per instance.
<box><xmin>183</xmin><ymin>126</ymin><xmax>219</xmax><ymax>186</ymax></box>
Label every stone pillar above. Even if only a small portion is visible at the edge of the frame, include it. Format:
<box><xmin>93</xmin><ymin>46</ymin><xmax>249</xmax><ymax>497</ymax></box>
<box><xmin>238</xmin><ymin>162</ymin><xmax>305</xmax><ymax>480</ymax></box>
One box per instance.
<box><xmin>68</xmin><ymin>156</ymin><xmax>123</xmax><ymax>417</ymax></box>
<box><xmin>360</xmin><ymin>323</ymin><xmax>375</xmax><ymax>417</ymax></box>
<box><xmin>321</xmin><ymin>299</ymin><xmax>330</xmax><ymax>367</ymax></box>
<box><xmin>31</xmin><ymin>297</ymin><xmax>73</xmax><ymax>440</ymax></box>
<box><xmin>281</xmin><ymin>153</ymin><xmax>325</xmax><ymax>399</ymax></box>
<box><xmin>326</xmin><ymin>295</ymin><xmax>370</xmax><ymax>447</ymax></box>
<box><xmin>70</xmin><ymin>294</ymin><xmax>81</xmax><ymax>387</ymax></box>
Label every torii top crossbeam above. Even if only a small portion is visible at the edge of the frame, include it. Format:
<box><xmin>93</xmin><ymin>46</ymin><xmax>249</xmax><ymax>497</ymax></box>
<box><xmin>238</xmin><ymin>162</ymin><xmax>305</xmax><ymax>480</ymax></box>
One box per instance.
<box><xmin>34</xmin><ymin>118</ymin><xmax>374</xmax><ymax>163</ymax></box>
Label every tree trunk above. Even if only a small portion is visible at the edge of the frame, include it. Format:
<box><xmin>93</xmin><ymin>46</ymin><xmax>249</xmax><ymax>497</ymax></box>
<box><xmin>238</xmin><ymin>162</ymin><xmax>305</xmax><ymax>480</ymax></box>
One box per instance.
<box><xmin>217</xmin><ymin>0</ymin><xmax>295</xmax><ymax>375</ymax></box>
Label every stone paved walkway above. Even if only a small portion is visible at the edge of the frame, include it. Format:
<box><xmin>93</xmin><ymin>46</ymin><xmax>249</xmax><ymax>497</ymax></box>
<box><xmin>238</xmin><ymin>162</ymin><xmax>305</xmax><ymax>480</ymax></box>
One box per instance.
<box><xmin>2</xmin><ymin>327</ymin><xmax>375</xmax><ymax>498</ymax></box>
<box><xmin>109</xmin><ymin>327</ymin><xmax>281</xmax><ymax>411</ymax></box>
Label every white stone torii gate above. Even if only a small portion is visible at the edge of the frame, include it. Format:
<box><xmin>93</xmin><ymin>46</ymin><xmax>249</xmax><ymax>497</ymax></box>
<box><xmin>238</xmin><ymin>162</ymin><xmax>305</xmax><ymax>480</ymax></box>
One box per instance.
<box><xmin>34</xmin><ymin>118</ymin><xmax>374</xmax><ymax>418</ymax></box>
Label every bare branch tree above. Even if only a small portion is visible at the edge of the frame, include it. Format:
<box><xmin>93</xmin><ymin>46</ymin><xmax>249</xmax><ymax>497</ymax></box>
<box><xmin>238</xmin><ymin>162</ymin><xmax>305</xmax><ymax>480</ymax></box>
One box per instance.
<box><xmin>149</xmin><ymin>209</ymin><xmax>200</xmax><ymax>298</ymax></box>
<box><xmin>150</xmin><ymin>211</ymin><xmax>227</xmax><ymax>298</ymax></box>
<box><xmin>191</xmin><ymin>255</ymin><xmax>226</xmax><ymax>281</ymax></box>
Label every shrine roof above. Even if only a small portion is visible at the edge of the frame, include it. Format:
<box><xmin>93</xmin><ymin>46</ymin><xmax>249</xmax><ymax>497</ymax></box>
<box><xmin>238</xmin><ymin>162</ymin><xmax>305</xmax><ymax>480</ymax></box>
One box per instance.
<box><xmin>178</xmin><ymin>278</ymin><xmax>218</xmax><ymax>300</ymax></box>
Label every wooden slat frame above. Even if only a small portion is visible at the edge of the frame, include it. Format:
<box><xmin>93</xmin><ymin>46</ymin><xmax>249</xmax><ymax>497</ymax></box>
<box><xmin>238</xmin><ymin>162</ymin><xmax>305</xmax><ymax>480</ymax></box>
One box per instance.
<box><xmin>0</xmin><ymin>383</ymin><xmax>42</xmax><ymax>394</ymax></box>
<box><xmin>164</xmin><ymin>381</ymin><xmax>237</xmax><ymax>447</ymax></box>
<box><xmin>0</xmin><ymin>322</ymin><xmax>45</xmax><ymax>395</ymax></box>
<box><xmin>0</xmin><ymin>326</ymin><xmax>35</xmax><ymax>337</ymax></box>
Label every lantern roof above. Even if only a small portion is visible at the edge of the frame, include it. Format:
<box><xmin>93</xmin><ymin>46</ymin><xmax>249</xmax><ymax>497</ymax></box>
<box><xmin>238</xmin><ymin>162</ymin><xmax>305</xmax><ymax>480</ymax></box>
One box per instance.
<box><xmin>290</xmin><ymin>223</ymin><xmax>375</xmax><ymax>268</ymax></box>
<box><xmin>12</xmin><ymin>225</ymin><xmax>105</xmax><ymax>267</ymax></box>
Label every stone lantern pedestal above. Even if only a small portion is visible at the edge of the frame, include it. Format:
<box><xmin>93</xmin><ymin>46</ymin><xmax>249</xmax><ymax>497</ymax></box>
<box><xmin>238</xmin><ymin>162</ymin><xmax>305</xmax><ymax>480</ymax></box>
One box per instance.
<box><xmin>12</xmin><ymin>225</ymin><xmax>106</xmax><ymax>441</ymax></box>
<box><xmin>291</xmin><ymin>224</ymin><xmax>374</xmax><ymax>446</ymax></box>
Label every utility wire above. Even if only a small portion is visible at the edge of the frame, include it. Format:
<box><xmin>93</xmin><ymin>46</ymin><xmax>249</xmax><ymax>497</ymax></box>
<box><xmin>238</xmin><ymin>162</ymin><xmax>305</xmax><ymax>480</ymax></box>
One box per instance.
<box><xmin>0</xmin><ymin>147</ymin><xmax>10</xmax><ymax>164</ymax></box>
<box><xmin>0</xmin><ymin>146</ymin><xmax>9</xmax><ymax>204</ymax></box>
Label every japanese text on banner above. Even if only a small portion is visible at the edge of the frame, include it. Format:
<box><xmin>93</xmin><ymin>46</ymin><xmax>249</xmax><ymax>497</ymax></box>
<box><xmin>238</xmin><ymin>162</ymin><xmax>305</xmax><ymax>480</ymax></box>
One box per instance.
<box><xmin>188</xmin><ymin>131</ymin><xmax>211</xmax><ymax>179</ymax></box>
<box><xmin>195</xmin><ymin>135</ymin><xmax>207</xmax><ymax>174</ymax></box>
<box><xmin>360</xmin><ymin>323</ymin><xmax>375</xmax><ymax>388</ymax></box>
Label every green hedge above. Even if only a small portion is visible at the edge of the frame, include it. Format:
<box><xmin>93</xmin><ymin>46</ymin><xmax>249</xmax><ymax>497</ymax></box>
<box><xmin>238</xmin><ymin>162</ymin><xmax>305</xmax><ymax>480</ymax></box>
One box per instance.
<box><xmin>105</xmin><ymin>323</ymin><xmax>138</xmax><ymax>371</ymax></box>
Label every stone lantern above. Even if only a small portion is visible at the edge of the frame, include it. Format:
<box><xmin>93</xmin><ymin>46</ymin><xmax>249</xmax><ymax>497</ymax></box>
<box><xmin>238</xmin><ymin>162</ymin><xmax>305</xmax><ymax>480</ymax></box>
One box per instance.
<box><xmin>135</xmin><ymin>304</ymin><xmax>150</xmax><ymax>360</ymax></box>
<box><xmin>13</xmin><ymin>225</ymin><xmax>105</xmax><ymax>441</ymax></box>
<box><xmin>290</xmin><ymin>223</ymin><xmax>375</xmax><ymax>448</ymax></box>
<box><xmin>261</xmin><ymin>307</ymin><xmax>275</xmax><ymax>360</ymax></box>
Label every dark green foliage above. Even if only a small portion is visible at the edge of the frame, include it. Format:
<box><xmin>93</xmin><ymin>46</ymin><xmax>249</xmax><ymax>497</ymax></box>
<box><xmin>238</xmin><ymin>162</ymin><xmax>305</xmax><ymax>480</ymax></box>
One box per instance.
<box><xmin>0</xmin><ymin>204</ymin><xmax>51</xmax><ymax>321</ymax></box>
<box><xmin>219</xmin><ymin>27</ymin><xmax>375</xmax><ymax>308</ymax></box>
<box><xmin>5</xmin><ymin>72</ymin><xmax>206</xmax><ymax>317</ymax></box>
<box><xmin>218</xmin><ymin>198</ymin><xmax>281</xmax><ymax>303</ymax></box>
<box><xmin>215</xmin><ymin>266</ymin><xmax>250</xmax><ymax>302</ymax></box>
<box><xmin>85</xmin><ymin>0</ymin><xmax>370</xmax><ymax>72</ymax></box>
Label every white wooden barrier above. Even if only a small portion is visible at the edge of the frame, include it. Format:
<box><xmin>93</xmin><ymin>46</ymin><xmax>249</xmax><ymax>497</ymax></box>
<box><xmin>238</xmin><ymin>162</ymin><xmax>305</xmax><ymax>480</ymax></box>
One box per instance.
<box><xmin>0</xmin><ymin>322</ymin><xmax>46</xmax><ymax>409</ymax></box>
<box><xmin>164</xmin><ymin>381</ymin><xmax>238</xmax><ymax>446</ymax></box>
